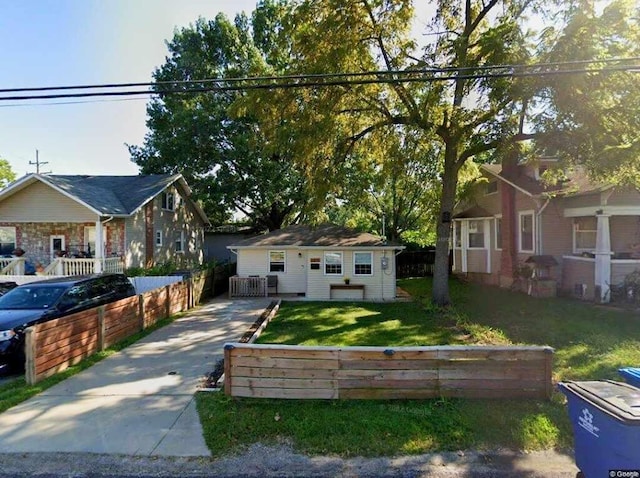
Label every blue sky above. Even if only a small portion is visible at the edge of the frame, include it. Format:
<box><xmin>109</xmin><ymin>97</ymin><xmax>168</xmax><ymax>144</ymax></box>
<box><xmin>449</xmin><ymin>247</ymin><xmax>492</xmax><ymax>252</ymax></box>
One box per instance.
<box><xmin>0</xmin><ymin>0</ymin><xmax>259</xmax><ymax>177</ymax></box>
<box><xmin>0</xmin><ymin>1</ymin><xmax>432</xmax><ymax>178</ymax></box>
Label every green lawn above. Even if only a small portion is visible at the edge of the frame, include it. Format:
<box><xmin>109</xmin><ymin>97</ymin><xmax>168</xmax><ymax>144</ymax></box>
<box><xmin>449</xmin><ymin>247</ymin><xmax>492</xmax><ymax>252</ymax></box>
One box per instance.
<box><xmin>197</xmin><ymin>277</ymin><xmax>640</xmax><ymax>458</ymax></box>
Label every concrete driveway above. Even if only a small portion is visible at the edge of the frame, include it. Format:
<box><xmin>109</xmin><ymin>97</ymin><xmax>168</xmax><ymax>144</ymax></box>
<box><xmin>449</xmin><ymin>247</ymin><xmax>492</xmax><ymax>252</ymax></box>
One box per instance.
<box><xmin>0</xmin><ymin>297</ymin><xmax>271</xmax><ymax>456</ymax></box>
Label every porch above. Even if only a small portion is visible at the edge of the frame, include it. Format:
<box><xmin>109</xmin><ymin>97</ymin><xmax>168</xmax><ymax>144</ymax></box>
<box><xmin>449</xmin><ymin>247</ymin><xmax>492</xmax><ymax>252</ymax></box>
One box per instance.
<box><xmin>562</xmin><ymin>255</ymin><xmax>640</xmax><ymax>302</ymax></box>
<box><xmin>0</xmin><ymin>256</ymin><xmax>124</xmax><ymax>277</ymax></box>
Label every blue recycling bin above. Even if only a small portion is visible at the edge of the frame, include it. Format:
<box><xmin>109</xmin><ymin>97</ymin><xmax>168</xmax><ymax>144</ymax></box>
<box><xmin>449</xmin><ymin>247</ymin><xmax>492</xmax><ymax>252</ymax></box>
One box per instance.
<box><xmin>558</xmin><ymin>380</ymin><xmax>640</xmax><ymax>477</ymax></box>
<box><xmin>619</xmin><ymin>368</ymin><xmax>640</xmax><ymax>388</ymax></box>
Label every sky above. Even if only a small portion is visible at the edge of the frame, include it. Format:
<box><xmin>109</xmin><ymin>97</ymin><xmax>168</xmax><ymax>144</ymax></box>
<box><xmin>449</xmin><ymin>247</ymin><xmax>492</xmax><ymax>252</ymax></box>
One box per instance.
<box><xmin>0</xmin><ymin>1</ymin><xmax>433</xmax><ymax>178</ymax></box>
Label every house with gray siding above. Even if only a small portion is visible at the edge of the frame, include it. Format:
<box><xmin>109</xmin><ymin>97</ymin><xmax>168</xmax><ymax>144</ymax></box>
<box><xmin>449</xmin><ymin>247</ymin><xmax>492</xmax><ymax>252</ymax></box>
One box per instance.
<box><xmin>0</xmin><ymin>173</ymin><xmax>209</xmax><ymax>273</ymax></box>
<box><xmin>452</xmin><ymin>158</ymin><xmax>640</xmax><ymax>303</ymax></box>
<box><xmin>227</xmin><ymin>224</ymin><xmax>404</xmax><ymax>300</ymax></box>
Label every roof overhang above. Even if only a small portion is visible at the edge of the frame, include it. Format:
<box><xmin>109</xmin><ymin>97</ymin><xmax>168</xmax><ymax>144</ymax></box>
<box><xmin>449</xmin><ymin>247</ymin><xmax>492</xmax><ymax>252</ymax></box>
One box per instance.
<box><xmin>480</xmin><ymin>164</ymin><xmax>534</xmax><ymax>198</ymax></box>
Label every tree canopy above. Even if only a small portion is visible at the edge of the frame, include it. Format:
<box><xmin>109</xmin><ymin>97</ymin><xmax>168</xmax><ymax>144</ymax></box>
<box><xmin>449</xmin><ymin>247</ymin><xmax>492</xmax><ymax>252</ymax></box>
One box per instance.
<box><xmin>0</xmin><ymin>158</ymin><xmax>16</xmax><ymax>188</ymax></box>
<box><xmin>129</xmin><ymin>2</ymin><xmax>308</xmax><ymax>230</ymax></box>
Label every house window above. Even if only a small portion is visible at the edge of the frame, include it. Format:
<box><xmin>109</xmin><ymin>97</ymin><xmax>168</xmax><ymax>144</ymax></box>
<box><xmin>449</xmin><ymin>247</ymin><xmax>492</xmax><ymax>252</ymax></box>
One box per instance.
<box><xmin>161</xmin><ymin>192</ymin><xmax>175</xmax><ymax>211</ymax></box>
<box><xmin>486</xmin><ymin>181</ymin><xmax>498</xmax><ymax>195</ymax></box>
<box><xmin>468</xmin><ymin>220</ymin><xmax>485</xmax><ymax>249</ymax></box>
<box><xmin>269</xmin><ymin>250</ymin><xmax>286</xmax><ymax>272</ymax></box>
<box><xmin>495</xmin><ymin>215</ymin><xmax>502</xmax><ymax>251</ymax></box>
<box><xmin>155</xmin><ymin>230</ymin><xmax>163</xmax><ymax>247</ymax></box>
<box><xmin>453</xmin><ymin>221</ymin><xmax>461</xmax><ymax>249</ymax></box>
<box><xmin>574</xmin><ymin>217</ymin><xmax>597</xmax><ymax>253</ymax></box>
<box><xmin>84</xmin><ymin>226</ymin><xmax>107</xmax><ymax>257</ymax></box>
<box><xmin>354</xmin><ymin>252</ymin><xmax>373</xmax><ymax>276</ymax></box>
<box><xmin>0</xmin><ymin>227</ymin><xmax>16</xmax><ymax>255</ymax></box>
<box><xmin>324</xmin><ymin>251</ymin><xmax>343</xmax><ymax>275</ymax></box>
<box><xmin>519</xmin><ymin>211</ymin><xmax>535</xmax><ymax>253</ymax></box>
<box><xmin>175</xmin><ymin>231</ymin><xmax>185</xmax><ymax>253</ymax></box>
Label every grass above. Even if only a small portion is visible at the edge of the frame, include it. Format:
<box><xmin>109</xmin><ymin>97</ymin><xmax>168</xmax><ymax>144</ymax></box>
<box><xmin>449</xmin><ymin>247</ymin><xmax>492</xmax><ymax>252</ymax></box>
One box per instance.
<box><xmin>0</xmin><ymin>314</ymin><xmax>179</xmax><ymax>415</ymax></box>
<box><xmin>196</xmin><ymin>277</ymin><xmax>640</xmax><ymax>458</ymax></box>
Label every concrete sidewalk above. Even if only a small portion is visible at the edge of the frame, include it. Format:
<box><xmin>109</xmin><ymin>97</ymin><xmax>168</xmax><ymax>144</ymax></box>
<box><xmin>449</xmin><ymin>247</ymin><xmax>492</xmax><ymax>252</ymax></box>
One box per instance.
<box><xmin>0</xmin><ymin>297</ymin><xmax>271</xmax><ymax>456</ymax></box>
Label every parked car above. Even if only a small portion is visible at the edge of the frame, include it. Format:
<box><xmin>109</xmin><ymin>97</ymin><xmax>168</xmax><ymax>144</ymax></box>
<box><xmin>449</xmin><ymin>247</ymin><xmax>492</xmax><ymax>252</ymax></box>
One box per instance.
<box><xmin>0</xmin><ymin>282</ymin><xmax>17</xmax><ymax>296</ymax></box>
<box><xmin>0</xmin><ymin>274</ymin><xmax>136</xmax><ymax>371</ymax></box>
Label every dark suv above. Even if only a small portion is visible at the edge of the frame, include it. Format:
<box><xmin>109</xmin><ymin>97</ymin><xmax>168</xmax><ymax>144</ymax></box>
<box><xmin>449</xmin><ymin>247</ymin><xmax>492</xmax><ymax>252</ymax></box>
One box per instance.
<box><xmin>0</xmin><ymin>274</ymin><xmax>136</xmax><ymax>371</ymax></box>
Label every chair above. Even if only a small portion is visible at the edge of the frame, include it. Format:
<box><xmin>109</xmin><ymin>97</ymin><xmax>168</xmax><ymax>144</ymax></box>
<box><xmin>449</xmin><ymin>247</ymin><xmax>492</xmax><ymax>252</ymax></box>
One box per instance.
<box><xmin>266</xmin><ymin>275</ymin><xmax>278</xmax><ymax>295</ymax></box>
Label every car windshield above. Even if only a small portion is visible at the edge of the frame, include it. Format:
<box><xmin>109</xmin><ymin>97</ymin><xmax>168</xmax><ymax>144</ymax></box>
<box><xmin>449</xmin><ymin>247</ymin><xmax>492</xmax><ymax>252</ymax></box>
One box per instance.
<box><xmin>0</xmin><ymin>285</ymin><xmax>67</xmax><ymax>310</ymax></box>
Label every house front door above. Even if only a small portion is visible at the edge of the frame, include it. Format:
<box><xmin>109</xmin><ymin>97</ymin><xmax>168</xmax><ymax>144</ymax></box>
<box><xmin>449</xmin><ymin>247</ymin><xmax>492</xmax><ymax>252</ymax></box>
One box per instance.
<box><xmin>50</xmin><ymin>235</ymin><xmax>65</xmax><ymax>260</ymax></box>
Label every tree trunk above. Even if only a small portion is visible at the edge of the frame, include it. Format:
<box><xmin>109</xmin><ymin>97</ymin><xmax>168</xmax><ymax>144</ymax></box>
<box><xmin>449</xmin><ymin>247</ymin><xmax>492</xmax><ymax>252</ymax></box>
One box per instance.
<box><xmin>431</xmin><ymin>147</ymin><xmax>460</xmax><ymax>307</ymax></box>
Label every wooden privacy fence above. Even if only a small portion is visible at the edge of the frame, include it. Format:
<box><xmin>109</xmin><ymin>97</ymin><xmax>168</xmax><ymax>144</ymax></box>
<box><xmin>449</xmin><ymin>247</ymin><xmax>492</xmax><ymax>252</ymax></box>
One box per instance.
<box><xmin>224</xmin><ymin>344</ymin><xmax>554</xmax><ymax>400</ymax></box>
<box><xmin>24</xmin><ymin>270</ymin><xmax>212</xmax><ymax>385</ymax></box>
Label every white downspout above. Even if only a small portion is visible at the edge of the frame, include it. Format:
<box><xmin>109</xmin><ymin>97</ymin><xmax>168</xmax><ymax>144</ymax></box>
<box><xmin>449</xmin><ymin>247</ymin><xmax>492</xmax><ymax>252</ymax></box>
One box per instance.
<box><xmin>536</xmin><ymin>198</ymin><xmax>551</xmax><ymax>255</ymax></box>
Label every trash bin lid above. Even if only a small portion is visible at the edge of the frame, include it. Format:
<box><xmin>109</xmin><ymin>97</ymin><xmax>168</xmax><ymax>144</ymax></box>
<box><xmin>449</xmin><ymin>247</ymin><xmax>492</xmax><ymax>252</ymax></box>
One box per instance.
<box><xmin>560</xmin><ymin>380</ymin><xmax>640</xmax><ymax>425</ymax></box>
<box><xmin>620</xmin><ymin>367</ymin><xmax>640</xmax><ymax>380</ymax></box>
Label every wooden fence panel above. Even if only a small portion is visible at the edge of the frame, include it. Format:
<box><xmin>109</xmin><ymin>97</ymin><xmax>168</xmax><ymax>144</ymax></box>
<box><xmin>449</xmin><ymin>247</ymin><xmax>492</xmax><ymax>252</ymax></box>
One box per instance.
<box><xmin>224</xmin><ymin>344</ymin><xmax>554</xmax><ymax>400</ymax></box>
<box><xmin>168</xmin><ymin>282</ymin><xmax>188</xmax><ymax>315</ymax></box>
<box><xmin>103</xmin><ymin>295</ymin><xmax>141</xmax><ymax>348</ymax></box>
<box><xmin>142</xmin><ymin>287</ymin><xmax>168</xmax><ymax>328</ymax></box>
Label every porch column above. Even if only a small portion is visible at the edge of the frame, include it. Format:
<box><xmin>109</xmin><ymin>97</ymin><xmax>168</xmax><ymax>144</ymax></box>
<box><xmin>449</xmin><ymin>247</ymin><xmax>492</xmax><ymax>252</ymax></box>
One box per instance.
<box><xmin>594</xmin><ymin>213</ymin><xmax>612</xmax><ymax>303</ymax></box>
<box><xmin>94</xmin><ymin>220</ymin><xmax>104</xmax><ymax>273</ymax></box>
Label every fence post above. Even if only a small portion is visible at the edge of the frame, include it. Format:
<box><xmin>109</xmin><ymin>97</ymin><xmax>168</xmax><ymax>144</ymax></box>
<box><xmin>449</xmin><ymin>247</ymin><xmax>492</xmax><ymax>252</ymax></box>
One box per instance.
<box><xmin>97</xmin><ymin>306</ymin><xmax>105</xmax><ymax>351</ymax></box>
<box><xmin>165</xmin><ymin>285</ymin><xmax>171</xmax><ymax>318</ymax></box>
<box><xmin>544</xmin><ymin>347</ymin><xmax>554</xmax><ymax>399</ymax></box>
<box><xmin>187</xmin><ymin>277</ymin><xmax>193</xmax><ymax>309</ymax></box>
<box><xmin>138</xmin><ymin>294</ymin><xmax>145</xmax><ymax>330</ymax></box>
<box><xmin>25</xmin><ymin>327</ymin><xmax>36</xmax><ymax>385</ymax></box>
<box><xmin>224</xmin><ymin>343</ymin><xmax>234</xmax><ymax>396</ymax></box>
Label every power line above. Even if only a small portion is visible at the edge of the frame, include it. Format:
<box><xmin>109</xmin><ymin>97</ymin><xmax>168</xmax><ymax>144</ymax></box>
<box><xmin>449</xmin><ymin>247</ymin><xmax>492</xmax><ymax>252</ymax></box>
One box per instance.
<box><xmin>0</xmin><ymin>61</ymin><xmax>638</xmax><ymax>103</ymax></box>
<box><xmin>1</xmin><ymin>56</ymin><xmax>639</xmax><ymax>95</ymax></box>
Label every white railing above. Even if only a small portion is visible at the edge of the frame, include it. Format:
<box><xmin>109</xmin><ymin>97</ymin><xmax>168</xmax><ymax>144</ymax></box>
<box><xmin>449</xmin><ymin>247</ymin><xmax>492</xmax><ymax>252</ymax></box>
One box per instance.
<box><xmin>0</xmin><ymin>258</ymin><xmax>25</xmax><ymax>275</ymax></box>
<box><xmin>43</xmin><ymin>257</ymin><xmax>125</xmax><ymax>276</ymax></box>
<box><xmin>229</xmin><ymin>275</ymin><xmax>267</xmax><ymax>297</ymax></box>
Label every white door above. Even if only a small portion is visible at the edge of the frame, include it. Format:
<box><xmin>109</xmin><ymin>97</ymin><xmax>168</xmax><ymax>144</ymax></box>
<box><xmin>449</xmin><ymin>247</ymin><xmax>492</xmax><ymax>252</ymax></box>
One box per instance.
<box><xmin>50</xmin><ymin>235</ymin><xmax>65</xmax><ymax>260</ymax></box>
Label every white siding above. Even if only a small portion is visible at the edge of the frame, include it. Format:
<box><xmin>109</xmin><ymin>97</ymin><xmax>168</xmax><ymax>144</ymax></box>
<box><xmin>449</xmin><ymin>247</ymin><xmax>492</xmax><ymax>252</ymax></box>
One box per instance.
<box><xmin>237</xmin><ymin>248</ymin><xmax>398</xmax><ymax>300</ymax></box>
<box><xmin>0</xmin><ymin>181</ymin><xmax>97</xmax><ymax>222</ymax></box>
<box><xmin>237</xmin><ymin>248</ymin><xmax>306</xmax><ymax>294</ymax></box>
<box><xmin>125</xmin><ymin>209</ymin><xmax>146</xmax><ymax>269</ymax></box>
<box><xmin>306</xmin><ymin>249</ymin><xmax>397</xmax><ymax>300</ymax></box>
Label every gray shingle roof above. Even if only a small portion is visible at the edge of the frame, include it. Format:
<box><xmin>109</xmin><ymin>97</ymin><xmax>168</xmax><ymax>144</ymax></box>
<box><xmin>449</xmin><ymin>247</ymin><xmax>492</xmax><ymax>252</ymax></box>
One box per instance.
<box><xmin>43</xmin><ymin>174</ymin><xmax>180</xmax><ymax>215</ymax></box>
<box><xmin>230</xmin><ymin>224</ymin><xmax>401</xmax><ymax>248</ymax></box>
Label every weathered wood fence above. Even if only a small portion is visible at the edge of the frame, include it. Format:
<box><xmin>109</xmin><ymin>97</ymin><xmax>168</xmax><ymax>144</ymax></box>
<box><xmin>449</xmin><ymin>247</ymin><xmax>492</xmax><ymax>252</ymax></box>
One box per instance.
<box><xmin>24</xmin><ymin>270</ymin><xmax>212</xmax><ymax>385</ymax></box>
<box><xmin>229</xmin><ymin>275</ymin><xmax>267</xmax><ymax>297</ymax></box>
<box><xmin>224</xmin><ymin>344</ymin><xmax>554</xmax><ymax>400</ymax></box>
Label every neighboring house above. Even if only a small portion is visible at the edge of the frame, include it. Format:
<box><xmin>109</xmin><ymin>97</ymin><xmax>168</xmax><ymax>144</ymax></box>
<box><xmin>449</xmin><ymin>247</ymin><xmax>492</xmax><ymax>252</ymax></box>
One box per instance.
<box><xmin>0</xmin><ymin>173</ymin><xmax>210</xmax><ymax>274</ymax></box>
<box><xmin>452</xmin><ymin>157</ymin><xmax>640</xmax><ymax>302</ymax></box>
<box><xmin>204</xmin><ymin>224</ymin><xmax>259</xmax><ymax>264</ymax></box>
<box><xmin>227</xmin><ymin>224</ymin><xmax>404</xmax><ymax>300</ymax></box>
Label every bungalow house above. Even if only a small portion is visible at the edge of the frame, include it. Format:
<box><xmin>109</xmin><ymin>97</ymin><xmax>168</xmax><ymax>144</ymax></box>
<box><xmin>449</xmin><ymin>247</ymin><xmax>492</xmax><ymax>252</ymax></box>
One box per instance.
<box><xmin>452</xmin><ymin>157</ymin><xmax>640</xmax><ymax>303</ymax></box>
<box><xmin>227</xmin><ymin>224</ymin><xmax>404</xmax><ymax>300</ymax></box>
<box><xmin>0</xmin><ymin>173</ymin><xmax>209</xmax><ymax>275</ymax></box>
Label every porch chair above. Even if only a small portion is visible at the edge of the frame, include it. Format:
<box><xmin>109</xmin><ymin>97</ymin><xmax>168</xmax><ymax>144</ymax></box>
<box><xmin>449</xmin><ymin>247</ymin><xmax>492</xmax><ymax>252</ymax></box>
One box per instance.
<box><xmin>266</xmin><ymin>275</ymin><xmax>278</xmax><ymax>295</ymax></box>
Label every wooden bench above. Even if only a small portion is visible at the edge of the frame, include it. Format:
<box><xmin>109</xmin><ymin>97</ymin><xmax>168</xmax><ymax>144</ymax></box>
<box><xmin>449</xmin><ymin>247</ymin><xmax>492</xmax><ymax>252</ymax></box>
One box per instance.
<box><xmin>330</xmin><ymin>283</ymin><xmax>365</xmax><ymax>299</ymax></box>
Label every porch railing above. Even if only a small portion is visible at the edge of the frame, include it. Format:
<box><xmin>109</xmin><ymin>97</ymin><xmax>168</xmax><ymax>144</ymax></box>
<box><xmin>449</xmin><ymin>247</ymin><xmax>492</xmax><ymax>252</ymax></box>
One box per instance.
<box><xmin>0</xmin><ymin>257</ymin><xmax>25</xmax><ymax>275</ymax></box>
<box><xmin>229</xmin><ymin>275</ymin><xmax>267</xmax><ymax>297</ymax></box>
<box><xmin>1</xmin><ymin>257</ymin><xmax>125</xmax><ymax>276</ymax></box>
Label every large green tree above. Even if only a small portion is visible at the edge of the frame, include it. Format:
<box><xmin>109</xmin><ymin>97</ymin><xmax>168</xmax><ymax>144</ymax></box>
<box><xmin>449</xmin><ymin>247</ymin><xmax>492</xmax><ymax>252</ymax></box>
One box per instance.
<box><xmin>0</xmin><ymin>158</ymin><xmax>16</xmax><ymax>188</ymax></box>
<box><xmin>246</xmin><ymin>0</ymin><xmax>536</xmax><ymax>305</ymax></box>
<box><xmin>535</xmin><ymin>0</ymin><xmax>640</xmax><ymax>184</ymax></box>
<box><xmin>129</xmin><ymin>2</ymin><xmax>308</xmax><ymax>230</ymax></box>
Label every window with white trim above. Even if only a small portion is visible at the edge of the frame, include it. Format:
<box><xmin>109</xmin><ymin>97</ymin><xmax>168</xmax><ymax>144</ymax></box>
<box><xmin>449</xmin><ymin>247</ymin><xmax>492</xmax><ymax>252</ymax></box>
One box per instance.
<box><xmin>324</xmin><ymin>251</ymin><xmax>343</xmax><ymax>275</ymax></box>
<box><xmin>354</xmin><ymin>252</ymin><xmax>373</xmax><ymax>276</ymax></box>
<box><xmin>155</xmin><ymin>230</ymin><xmax>163</xmax><ymax>247</ymax></box>
<box><xmin>84</xmin><ymin>226</ymin><xmax>107</xmax><ymax>257</ymax></box>
<box><xmin>486</xmin><ymin>180</ymin><xmax>498</xmax><ymax>195</ymax></box>
<box><xmin>175</xmin><ymin>231</ymin><xmax>185</xmax><ymax>253</ymax></box>
<box><xmin>495</xmin><ymin>215</ymin><xmax>502</xmax><ymax>251</ymax></box>
<box><xmin>0</xmin><ymin>226</ymin><xmax>16</xmax><ymax>256</ymax></box>
<box><xmin>269</xmin><ymin>250</ymin><xmax>286</xmax><ymax>272</ymax></box>
<box><xmin>519</xmin><ymin>211</ymin><xmax>535</xmax><ymax>253</ymax></box>
<box><xmin>468</xmin><ymin>220</ymin><xmax>485</xmax><ymax>249</ymax></box>
<box><xmin>573</xmin><ymin>217</ymin><xmax>597</xmax><ymax>253</ymax></box>
<box><xmin>453</xmin><ymin>221</ymin><xmax>461</xmax><ymax>249</ymax></box>
<box><xmin>161</xmin><ymin>192</ymin><xmax>175</xmax><ymax>211</ymax></box>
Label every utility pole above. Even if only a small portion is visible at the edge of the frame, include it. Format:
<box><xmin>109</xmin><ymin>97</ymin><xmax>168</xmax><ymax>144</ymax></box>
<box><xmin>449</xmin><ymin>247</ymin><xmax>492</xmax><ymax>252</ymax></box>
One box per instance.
<box><xmin>29</xmin><ymin>149</ymin><xmax>51</xmax><ymax>174</ymax></box>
